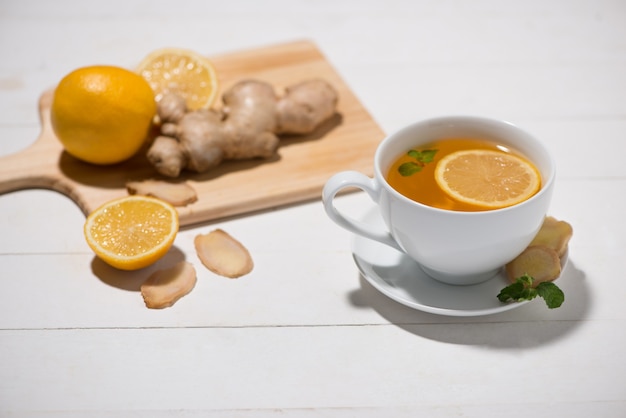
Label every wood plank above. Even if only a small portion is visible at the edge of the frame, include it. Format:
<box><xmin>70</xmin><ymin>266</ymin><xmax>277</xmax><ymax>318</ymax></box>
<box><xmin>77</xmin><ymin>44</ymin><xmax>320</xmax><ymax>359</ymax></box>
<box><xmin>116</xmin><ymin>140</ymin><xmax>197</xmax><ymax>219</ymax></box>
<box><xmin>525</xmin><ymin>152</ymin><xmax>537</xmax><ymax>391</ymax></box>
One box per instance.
<box><xmin>2</xmin><ymin>322</ymin><xmax>623</xmax><ymax>414</ymax></box>
<box><xmin>0</xmin><ymin>40</ymin><xmax>385</xmax><ymax>226</ymax></box>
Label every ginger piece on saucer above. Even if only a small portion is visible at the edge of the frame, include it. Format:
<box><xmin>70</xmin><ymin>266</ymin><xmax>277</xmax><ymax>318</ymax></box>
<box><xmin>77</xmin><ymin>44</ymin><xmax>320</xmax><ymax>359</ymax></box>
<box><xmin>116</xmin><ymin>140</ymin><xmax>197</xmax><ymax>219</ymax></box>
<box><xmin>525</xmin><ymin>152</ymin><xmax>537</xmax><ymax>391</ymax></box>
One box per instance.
<box><xmin>530</xmin><ymin>216</ymin><xmax>573</xmax><ymax>257</ymax></box>
<box><xmin>505</xmin><ymin>245</ymin><xmax>561</xmax><ymax>286</ymax></box>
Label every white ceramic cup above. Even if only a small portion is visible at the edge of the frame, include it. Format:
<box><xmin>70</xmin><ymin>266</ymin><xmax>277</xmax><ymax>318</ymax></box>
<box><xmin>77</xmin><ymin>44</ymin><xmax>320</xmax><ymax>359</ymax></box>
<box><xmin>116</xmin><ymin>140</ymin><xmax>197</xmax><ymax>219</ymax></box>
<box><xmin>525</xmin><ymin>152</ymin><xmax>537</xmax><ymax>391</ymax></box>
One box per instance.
<box><xmin>322</xmin><ymin>116</ymin><xmax>555</xmax><ymax>285</ymax></box>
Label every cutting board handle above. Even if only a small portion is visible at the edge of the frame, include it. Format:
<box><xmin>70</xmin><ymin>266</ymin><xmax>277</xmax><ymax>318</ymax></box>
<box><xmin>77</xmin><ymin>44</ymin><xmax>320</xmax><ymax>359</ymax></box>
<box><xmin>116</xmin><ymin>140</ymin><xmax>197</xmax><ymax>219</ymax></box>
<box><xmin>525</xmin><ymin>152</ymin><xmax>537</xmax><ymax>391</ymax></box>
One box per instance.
<box><xmin>0</xmin><ymin>90</ymin><xmax>68</xmax><ymax>194</ymax></box>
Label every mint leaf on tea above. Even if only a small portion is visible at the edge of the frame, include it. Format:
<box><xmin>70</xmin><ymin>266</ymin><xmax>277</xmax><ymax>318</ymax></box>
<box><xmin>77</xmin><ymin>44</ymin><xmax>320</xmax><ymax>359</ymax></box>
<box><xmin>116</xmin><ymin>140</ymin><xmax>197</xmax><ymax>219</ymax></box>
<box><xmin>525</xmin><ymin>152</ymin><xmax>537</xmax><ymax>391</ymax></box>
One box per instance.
<box><xmin>407</xmin><ymin>150</ymin><xmax>421</xmax><ymax>159</ymax></box>
<box><xmin>398</xmin><ymin>149</ymin><xmax>439</xmax><ymax>176</ymax></box>
<box><xmin>418</xmin><ymin>149</ymin><xmax>438</xmax><ymax>163</ymax></box>
<box><xmin>399</xmin><ymin>162</ymin><xmax>423</xmax><ymax>176</ymax></box>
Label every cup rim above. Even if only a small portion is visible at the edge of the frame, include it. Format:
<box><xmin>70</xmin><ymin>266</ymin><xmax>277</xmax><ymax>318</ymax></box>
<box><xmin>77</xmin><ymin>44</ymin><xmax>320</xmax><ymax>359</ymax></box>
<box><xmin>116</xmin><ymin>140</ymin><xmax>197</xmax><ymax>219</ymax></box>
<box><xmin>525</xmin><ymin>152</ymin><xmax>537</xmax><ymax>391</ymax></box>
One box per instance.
<box><xmin>374</xmin><ymin>115</ymin><xmax>556</xmax><ymax>215</ymax></box>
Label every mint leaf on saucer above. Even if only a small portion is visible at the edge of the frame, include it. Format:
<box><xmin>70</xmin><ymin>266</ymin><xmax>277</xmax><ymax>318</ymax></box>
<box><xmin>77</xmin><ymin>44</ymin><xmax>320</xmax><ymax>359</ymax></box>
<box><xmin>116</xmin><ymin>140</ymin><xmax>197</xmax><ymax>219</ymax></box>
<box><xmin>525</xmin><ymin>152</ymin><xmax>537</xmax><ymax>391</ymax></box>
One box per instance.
<box><xmin>497</xmin><ymin>274</ymin><xmax>565</xmax><ymax>309</ymax></box>
<box><xmin>536</xmin><ymin>282</ymin><xmax>565</xmax><ymax>309</ymax></box>
<box><xmin>497</xmin><ymin>278</ymin><xmax>536</xmax><ymax>303</ymax></box>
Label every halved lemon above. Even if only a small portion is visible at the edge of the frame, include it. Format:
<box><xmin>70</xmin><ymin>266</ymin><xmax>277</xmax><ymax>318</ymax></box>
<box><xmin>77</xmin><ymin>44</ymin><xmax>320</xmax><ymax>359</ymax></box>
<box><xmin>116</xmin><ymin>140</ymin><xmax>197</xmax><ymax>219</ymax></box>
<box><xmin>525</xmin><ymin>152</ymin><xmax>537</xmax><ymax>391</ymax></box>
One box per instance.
<box><xmin>84</xmin><ymin>196</ymin><xmax>179</xmax><ymax>270</ymax></box>
<box><xmin>136</xmin><ymin>47</ymin><xmax>219</xmax><ymax>110</ymax></box>
<box><xmin>434</xmin><ymin>149</ymin><xmax>541</xmax><ymax>210</ymax></box>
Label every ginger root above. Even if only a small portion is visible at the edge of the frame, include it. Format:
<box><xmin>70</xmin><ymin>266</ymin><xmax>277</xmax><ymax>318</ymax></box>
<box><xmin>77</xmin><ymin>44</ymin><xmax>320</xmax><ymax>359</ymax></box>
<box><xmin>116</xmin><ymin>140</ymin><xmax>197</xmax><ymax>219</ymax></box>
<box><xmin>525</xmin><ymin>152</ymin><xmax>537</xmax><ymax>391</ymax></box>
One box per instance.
<box><xmin>147</xmin><ymin>79</ymin><xmax>339</xmax><ymax>177</ymax></box>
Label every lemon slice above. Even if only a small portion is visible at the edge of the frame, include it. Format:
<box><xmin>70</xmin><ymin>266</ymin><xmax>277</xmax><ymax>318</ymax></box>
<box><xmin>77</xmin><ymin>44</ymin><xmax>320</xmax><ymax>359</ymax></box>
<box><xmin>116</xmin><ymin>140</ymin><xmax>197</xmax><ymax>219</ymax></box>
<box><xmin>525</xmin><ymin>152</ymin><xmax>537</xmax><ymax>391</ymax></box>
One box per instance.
<box><xmin>137</xmin><ymin>48</ymin><xmax>219</xmax><ymax>110</ymax></box>
<box><xmin>84</xmin><ymin>196</ymin><xmax>179</xmax><ymax>270</ymax></box>
<box><xmin>434</xmin><ymin>149</ymin><xmax>541</xmax><ymax>210</ymax></box>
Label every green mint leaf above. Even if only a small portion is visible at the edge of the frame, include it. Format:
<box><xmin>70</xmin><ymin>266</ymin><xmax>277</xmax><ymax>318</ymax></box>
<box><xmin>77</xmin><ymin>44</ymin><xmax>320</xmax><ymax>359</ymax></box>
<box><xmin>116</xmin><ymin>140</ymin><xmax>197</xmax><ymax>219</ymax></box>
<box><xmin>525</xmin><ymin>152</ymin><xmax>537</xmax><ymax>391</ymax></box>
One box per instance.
<box><xmin>418</xmin><ymin>149</ymin><xmax>438</xmax><ymax>163</ymax></box>
<box><xmin>400</xmin><ymin>149</ymin><xmax>439</xmax><ymax>176</ymax></box>
<box><xmin>518</xmin><ymin>274</ymin><xmax>534</xmax><ymax>287</ymax></box>
<box><xmin>498</xmin><ymin>273</ymin><xmax>565</xmax><ymax>309</ymax></box>
<box><xmin>407</xmin><ymin>150</ymin><xmax>421</xmax><ymax>159</ymax></box>
<box><xmin>520</xmin><ymin>286</ymin><xmax>538</xmax><ymax>300</ymax></box>
<box><xmin>536</xmin><ymin>282</ymin><xmax>565</xmax><ymax>309</ymax></box>
<box><xmin>497</xmin><ymin>281</ymin><xmax>525</xmax><ymax>302</ymax></box>
<box><xmin>497</xmin><ymin>274</ymin><xmax>539</xmax><ymax>303</ymax></box>
<box><xmin>398</xmin><ymin>162</ymin><xmax>422</xmax><ymax>176</ymax></box>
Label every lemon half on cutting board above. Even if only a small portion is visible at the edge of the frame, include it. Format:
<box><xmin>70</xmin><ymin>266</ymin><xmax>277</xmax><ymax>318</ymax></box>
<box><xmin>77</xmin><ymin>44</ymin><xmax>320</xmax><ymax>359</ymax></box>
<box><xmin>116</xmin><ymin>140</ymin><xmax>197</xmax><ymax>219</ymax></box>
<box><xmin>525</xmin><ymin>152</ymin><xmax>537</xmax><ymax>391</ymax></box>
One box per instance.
<box><xmin>137</xmin><ymin>48</ymin><xmax>219</xmax><ymax>110</ymax></box>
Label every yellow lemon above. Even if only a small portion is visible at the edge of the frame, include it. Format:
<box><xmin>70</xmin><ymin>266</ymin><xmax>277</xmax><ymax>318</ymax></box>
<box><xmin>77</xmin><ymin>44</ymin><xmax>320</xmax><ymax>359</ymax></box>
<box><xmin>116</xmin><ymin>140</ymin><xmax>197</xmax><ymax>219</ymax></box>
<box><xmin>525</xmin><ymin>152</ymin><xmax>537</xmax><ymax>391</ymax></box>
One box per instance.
<box><xmin>137</xmin><ymin>48</ymin><xmax>219</xmax><ymax>110</ymax></box>
<box><xmin>434</xmin><ymin>149</ymin><xmax>541</xmax><ymax>210</ymax></box>
<box><xmin>51</xmin><ymin>65</ymin><xmax>157</xmax><ymax>165</ymax></box>
<box><xmin>84</xmin><ymin>196</ymin><xmax>179</xmax><ymax>270</ymax></box>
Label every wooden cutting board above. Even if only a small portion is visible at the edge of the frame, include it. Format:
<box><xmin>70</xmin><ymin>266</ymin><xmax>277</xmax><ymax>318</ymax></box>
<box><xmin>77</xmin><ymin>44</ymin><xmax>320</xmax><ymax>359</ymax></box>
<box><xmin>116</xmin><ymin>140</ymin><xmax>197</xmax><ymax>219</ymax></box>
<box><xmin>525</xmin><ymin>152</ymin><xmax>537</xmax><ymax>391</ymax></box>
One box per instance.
<box><xmin>0</xmin><ymin>40</ymin><xmax>385</xmax><ymax>226</ymax></box>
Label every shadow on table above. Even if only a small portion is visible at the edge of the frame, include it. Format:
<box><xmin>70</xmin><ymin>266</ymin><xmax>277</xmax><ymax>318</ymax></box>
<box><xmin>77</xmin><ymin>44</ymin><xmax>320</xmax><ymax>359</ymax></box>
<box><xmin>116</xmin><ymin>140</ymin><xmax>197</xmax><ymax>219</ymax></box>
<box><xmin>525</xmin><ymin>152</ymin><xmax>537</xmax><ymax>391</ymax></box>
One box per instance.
<box><xmin>347</xmin><ymin>259</ymin><xmax>590</xmax><ymax>349</ymax></box>
<box><xmin>90</xmin><ymin>246</ymin><xmax>187</xmax><ymax>291</ymax></box>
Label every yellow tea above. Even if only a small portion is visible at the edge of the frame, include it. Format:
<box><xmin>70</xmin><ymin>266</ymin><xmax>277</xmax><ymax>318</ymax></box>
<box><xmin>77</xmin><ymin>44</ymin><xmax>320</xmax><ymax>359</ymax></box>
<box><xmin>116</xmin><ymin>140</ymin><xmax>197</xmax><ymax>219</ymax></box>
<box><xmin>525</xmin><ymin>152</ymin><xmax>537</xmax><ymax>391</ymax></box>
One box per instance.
<box><xmin>386</xmin><ymin>138</ymin><xmax>541</xmax><ymax>211</ymax></box>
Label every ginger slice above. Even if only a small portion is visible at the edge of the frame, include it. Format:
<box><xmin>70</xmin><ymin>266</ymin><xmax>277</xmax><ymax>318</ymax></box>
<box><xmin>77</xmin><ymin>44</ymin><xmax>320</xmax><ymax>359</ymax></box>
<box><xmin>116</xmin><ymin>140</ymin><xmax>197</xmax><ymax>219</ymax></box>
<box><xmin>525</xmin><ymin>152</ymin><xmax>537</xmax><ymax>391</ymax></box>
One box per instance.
<box><xmin>505</xmin><ymin>245</ymin><xmax>561</xmax><ymax>286</ymax></box>
<box><xmin>140</xmin><ymin>261</ymin><xmax>197</xmax><ymax>309</ymax></box>
<box><xmin>529</xmin><ymin>216</ymin><xmax>573</xmax><ymax>257</ymax></box>
<box><xmin>194</xmin><ymin>229</ymin><xmax>254</xmax><ymax>278</ymax></box>
<box><xmin>126</xmin><ymin>179</ymin><xmax>197</xmax><ymax>207</ymax></box>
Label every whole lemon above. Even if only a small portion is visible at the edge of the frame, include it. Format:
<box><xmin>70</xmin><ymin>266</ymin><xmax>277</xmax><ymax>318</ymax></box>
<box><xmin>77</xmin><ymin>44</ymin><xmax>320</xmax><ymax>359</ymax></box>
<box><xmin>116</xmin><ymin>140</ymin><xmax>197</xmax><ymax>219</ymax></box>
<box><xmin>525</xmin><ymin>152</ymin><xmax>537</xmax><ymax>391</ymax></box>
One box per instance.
<box><xmin>51</xmin><ymin>65</ymin><xmax>157</xmax><ymax>165</ymax></box>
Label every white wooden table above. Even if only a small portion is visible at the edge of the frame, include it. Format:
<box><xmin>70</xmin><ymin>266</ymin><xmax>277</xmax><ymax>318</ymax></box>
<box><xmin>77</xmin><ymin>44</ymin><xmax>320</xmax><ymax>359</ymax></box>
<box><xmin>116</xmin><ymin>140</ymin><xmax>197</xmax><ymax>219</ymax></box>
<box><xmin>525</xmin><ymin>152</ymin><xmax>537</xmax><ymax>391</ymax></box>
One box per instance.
<box><xmin>1</xmin><ymin>1</ymin><xmax>625</xmax><ymax>416</ymax></box>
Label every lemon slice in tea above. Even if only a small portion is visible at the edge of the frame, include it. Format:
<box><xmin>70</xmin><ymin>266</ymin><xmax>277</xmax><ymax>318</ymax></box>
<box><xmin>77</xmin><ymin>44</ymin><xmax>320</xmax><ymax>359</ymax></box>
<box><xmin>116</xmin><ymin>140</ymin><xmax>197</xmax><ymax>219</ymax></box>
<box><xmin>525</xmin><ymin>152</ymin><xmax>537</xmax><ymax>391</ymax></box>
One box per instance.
<box><xmin>434</xmin><ymin>149</ymin><xmax>541</xmax><ymax>210</ymax></box>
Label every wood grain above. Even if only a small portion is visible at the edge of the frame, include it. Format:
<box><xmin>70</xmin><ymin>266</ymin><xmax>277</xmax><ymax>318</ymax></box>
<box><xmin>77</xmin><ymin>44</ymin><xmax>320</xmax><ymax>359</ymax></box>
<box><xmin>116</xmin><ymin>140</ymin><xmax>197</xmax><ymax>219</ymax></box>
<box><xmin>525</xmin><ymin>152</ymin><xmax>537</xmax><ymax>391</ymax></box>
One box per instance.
<box><xmin>0</xmin><ymin>40</ymin><xmax>384</xmax><ymax>226</ymax></box>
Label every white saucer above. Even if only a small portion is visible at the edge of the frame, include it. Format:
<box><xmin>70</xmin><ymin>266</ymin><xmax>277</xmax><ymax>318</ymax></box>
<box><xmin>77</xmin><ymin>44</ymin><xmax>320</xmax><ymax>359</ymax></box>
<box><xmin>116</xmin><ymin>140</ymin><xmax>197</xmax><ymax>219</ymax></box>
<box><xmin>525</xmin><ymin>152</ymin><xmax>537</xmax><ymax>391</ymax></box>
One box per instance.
<box><xmin>351</xmin><ymin>207</ymin><xmax>565</xmax><ymax>317</ymax></box>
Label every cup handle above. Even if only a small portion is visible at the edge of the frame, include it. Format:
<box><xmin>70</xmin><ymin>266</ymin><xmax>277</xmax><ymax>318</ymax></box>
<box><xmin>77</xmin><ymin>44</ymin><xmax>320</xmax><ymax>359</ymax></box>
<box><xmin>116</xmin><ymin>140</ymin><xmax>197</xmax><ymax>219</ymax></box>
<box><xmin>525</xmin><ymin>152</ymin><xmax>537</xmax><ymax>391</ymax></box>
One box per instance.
<box><xmin>322</xmin><ymin>171</ymin><xmax>402</xmax><ymax>251</ymax></box>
